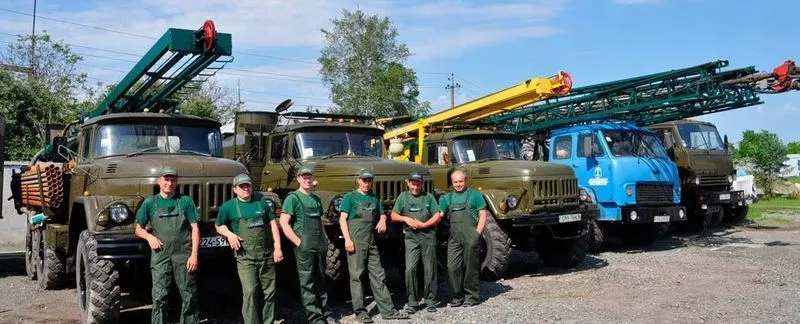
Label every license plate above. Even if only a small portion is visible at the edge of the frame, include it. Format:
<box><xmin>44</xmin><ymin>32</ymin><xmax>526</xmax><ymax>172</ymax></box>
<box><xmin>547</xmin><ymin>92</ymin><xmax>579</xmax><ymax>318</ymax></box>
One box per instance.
<box><xmin>719</xmin><ymin>193</ymin><xmax>731</xmax><ymax>200</ymax></box>
<box><xmin>746</xmin><ymin>199</ymin><xmax>753</xmax><ymax>205</ymax></box>
<box><xmin>558</xmin><ymin>213</ymin><xmax>582</xmax><ymax>223</ymax></box>
<box><xmin>654</xmin><ymin>215</ymin><xmax>670</xmax><ymax>223</ymax></box>
<box><xmin>200</xmin><ymin>236</ymin><xmax>229</xmax><ymax>248</ymax></box>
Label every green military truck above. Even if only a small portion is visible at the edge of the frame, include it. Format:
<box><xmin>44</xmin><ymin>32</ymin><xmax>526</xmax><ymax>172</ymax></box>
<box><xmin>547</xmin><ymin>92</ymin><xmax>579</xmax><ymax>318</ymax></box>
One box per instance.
<box><xmin>648</xmin><ymin>119</ymin><xmax>748</xmax><ymax>229</ymax></box>
<box><xmin>8</xmin><ymin>21</ymin><xmax>246</xmax><ymax>323</ymax></box>
<box><xmin>389</xmin><ymin>127</ymin><xmax>598</xmax><ymax>279</ymax></box>
<box><xmin>222</xmin><ymin>106</ymin><xmax>435</xmax><ymax>287</ymax></box>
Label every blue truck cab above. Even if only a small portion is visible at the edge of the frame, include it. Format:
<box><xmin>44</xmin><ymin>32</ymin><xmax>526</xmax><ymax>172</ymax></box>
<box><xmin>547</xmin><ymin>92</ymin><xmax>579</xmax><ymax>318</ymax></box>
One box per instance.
<box><xmin>548</xmin><ymin>123</ymin><xmax>687</xmax><ymax>247</ymax></box>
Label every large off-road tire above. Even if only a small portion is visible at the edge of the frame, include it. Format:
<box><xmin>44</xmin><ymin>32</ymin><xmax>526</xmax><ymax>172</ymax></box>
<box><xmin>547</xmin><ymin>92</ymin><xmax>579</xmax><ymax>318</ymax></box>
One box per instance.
<box><xmin>478</xmin><ymin>217</ymin><xmax>512</xmax><ymax>281</ymax></box>
<box><xmin>76</xmin><ymin>230</ymin><xmax>120</xmax><ymax>324</ymax></box>
<box><xmin>687</xmin><ymin>208</ymin><xmax>713</xmax><ymax>232</ymax></box>
<box><xmin>724</xmin><ymin>206</ymin><xmax>748</xmax><ymax>225</ymax></box>
<box><xmin>35</xmin><ymin>227</ymin><xmax>66</xmax><ymax>290</ymax></box>
<box><xmin>588</xmin><ymin>219</ymin><xmax>604</xmax><ymax>253</ymax></box>
<box><xmin>324</xmin><ymin>239</ymin><xmax>349</xmax><ymax>295</ymax></box>
<box><xmin>25</xmin><ymin>217</ymin><xmax>36</xmax><ymax>280</ymax></box>
<box><xmin>536</xmin><ymin>223</ymin><xmax>590</xmax><ymax>268</ymax></box>
<box><xmin>620</xmin><ymin>223</ymin><xmax>669</xmax><ymax>246</ymax></box>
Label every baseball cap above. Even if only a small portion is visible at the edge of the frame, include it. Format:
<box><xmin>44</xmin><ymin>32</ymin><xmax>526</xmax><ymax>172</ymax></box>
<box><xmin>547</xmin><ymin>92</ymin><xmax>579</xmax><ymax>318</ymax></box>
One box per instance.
<box><xmin>358</xmin><ymin>169</ymin><xmax>374</xmax><ymax>179</ymax></box>
<box><xmin>297</xmin><ymin>165</ymin><xmax>314</xmax><ymax>175</ymax></box>
<box><xmin>408</xmin><ymin>171</ymin><xmax>423</xmax><ymax>182</ymax></box>
<box><xmin>159</xmin><ymin>166</ymin><xmax>178</xmax><ymax>177</ymax></box>
<box><xmin>233</xmin><ymin>174</ymin><xmax>252</xmax><ymax>186</ymax></box>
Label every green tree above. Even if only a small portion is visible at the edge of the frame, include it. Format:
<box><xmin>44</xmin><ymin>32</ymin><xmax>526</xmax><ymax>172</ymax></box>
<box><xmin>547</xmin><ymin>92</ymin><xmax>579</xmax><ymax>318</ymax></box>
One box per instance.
<box><xmin>0</xmin><ymin>32</ymin><xmax>93</xmax><ymax>160</ymax></box>
<box><xmin>318</xmin><ymin>9</ymin><xmax>431</xmax><ymax>118</ymax></box>
<box><xmin>736</xmin><ymin>130</ymin><xmax>789</xmax><ymax>196</ymax></box>
<box><xmin>177</xmin><ymin>79</ymin><xmax>240</xmax><ymax>125</ymax></box>
<box><xmin>787</xmin><ymin>141</ymin><xmax>800</xmax><ymax>154</ymax></box>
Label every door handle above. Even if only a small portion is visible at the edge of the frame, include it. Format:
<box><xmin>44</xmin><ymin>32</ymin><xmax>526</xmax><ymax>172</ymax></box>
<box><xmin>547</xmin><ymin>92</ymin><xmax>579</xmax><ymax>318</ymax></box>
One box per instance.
<box><xmin>571</xmin><ymin>164</ymin><xmax>578</xmax><ymax>168</ymax></box>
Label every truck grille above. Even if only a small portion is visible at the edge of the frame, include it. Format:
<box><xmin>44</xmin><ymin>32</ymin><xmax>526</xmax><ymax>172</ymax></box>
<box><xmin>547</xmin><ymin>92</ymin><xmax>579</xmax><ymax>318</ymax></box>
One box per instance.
<box><xmin>373</xmin><ymin>180</ymin><xmax>433</xmax><ymax>205</ymax></box>
<box><xmin>151</xmin><ymin>182</ymin><xmax>233</xmax><ymax>221</ymax></box>
<box><xmin>635</xmin><ymin>183</ymin><xmax>673</xmax><ymax>205</ymax></box>
<box><xmin>532</xmin><ymin>178</ymin><xmax>579</xmax><ymax>205</ymax></box>
<box><xmin>699</xmin><ymin>175</ymin><xmax>728</xmax><ymax>186</ymax></box>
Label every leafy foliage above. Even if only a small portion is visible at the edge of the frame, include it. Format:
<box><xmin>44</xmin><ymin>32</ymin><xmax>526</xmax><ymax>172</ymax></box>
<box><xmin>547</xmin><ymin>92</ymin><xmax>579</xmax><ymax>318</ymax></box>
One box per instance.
<box><xmin>787</xmin><ymin>141</ymin><xmax>800</xmax><ymax>154</ymax></box>
<box><xmin>736</xmin><ymin>130</ymin><xmax>789</xmax><ymax>196</ymax></box>
<box><xmin>318</xmin><ymin>9</ymin><xmax>431</xmax><ymax>118</ymax></box>
<box><xmin>176</xmin><ymin>79</ymin><xmax>240</xmax><ymax>125</ymax></box>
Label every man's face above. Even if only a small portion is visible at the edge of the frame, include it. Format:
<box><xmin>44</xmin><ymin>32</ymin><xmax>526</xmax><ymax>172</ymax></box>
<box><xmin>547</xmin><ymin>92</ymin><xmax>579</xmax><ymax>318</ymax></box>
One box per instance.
<box><xmin>451</xmin><ymin>172</ymin><xmax>467</xmax><ymax>192</ymax></box>
<box><xmin>233</xmin><ymin>183</ymin><xmax>252</xmax><ymax>200</ymax></box>
<box><xmin>358</xmin><ymin>177</ymin><xmax>373</xmax><ymax>192</ymax></box>
<box><xmin>297</xmin><ymin>174</ymin><xmax>314</xmax><ymax>190</ymax></box>
<box><xmin>158</xmin><ymin>175</ymin><xmax>178</xmax><ymax>194</ymax></box>
<box><xmin>407</xmin><ymin>179</ymin><xmax>422</xmax><ymax>195</ymax></box>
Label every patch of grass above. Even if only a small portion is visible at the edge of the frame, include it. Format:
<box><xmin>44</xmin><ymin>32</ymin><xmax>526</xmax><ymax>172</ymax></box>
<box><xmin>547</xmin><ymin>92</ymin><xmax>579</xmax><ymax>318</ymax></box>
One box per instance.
<box><xmin>747</xmin><ymin>197</ymin><xmax>800</xmax><ymax>221</ymax></box>
<box><xmin>786</xmin><ymin>176</ymin><xmax>800</xmax><ymax>184</ymax></box>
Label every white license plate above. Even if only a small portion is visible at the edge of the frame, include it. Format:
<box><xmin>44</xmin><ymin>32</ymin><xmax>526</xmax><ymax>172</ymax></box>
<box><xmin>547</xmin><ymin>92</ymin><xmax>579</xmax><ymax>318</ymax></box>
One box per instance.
<box><xmin>746</xmin><ymin>199</ymin><xmax>753</xmax><ymax>205</ymax></box>
<box><xmin>719</xmin><ymin>193</ymin><xmax>731</xmax><ymax>200</ymax></box>
<box><xmin>654</xmin><ymin>215</ymin><xmax>670</xmax><ymax>223</ymax></box>
<box><xmin>200</xmin><ymin>236</ymin><xmax>229</xmax><ymax>248</ymax></box>
<box><xmin>558</xmin><ymin>213</ymin><xmax>582</xmax><ymax>223</ymax></box>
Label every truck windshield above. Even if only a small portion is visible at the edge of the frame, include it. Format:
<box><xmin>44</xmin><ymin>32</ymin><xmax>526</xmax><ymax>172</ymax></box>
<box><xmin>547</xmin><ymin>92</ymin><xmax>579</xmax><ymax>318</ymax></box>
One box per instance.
<box><xmin>94</xmin><ymin>123</ymin><xmax>223</xmax><ymax>158</ymax></box>
<box><xmin>602</xmin><ymin>130</ymin><xmax>669</xmax><ymax>158</ymax></box>
<box><xmin>452</xmin><ymin>137</ymin><xmax>520</xmax><ymax>163</ymax></box>
<box><xmin>677</xmin><ymin>123</ymin><xmax>725</xmax><ymax>150</ymax></box>
<box><xmin>293</xmin><ymin>130</ymin><xmax>384</xmax><ymax>159</ymax></box>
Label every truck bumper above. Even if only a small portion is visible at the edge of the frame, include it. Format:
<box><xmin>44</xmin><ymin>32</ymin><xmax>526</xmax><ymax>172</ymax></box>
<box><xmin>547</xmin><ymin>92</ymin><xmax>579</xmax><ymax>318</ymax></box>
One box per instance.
<box><xmin>691</xmin><ymin>190</ymin><xmax>746</xmax><ymax>210</ymax></box>
<box><xmin>94</xmin><ymin>233</ymin><xmax>233</xmax><ymax>261</ymax></box>
<box><xmin>620</xmin><ymin>205</ymin><xmax>687</xmax><ymax>224</ymax></box>
<box><xmin>511</xmin><ymin>208</ymin><xmax>599</xmax><ymax>239</ymax></box>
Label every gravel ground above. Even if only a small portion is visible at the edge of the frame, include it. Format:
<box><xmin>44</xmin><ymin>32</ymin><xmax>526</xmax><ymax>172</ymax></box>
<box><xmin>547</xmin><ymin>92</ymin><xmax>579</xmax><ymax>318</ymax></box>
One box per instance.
<box><xmin>1</xmin><ymin>222</ymin><xmax>799</xmax><ymax>324</ymax></box>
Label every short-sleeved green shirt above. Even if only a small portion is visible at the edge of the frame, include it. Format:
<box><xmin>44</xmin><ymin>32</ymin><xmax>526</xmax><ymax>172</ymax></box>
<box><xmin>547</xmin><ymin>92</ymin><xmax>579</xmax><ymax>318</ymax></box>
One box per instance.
<box><xmin>136</xmin><ymin>194</ymin><xmax>199</xmax><ymax>225</ymax></box>
<box><xmin>215</xmin><ymin>192</ymin><xmax>276</xmax><ymax>235</ymax></box>
<box><xmin>281</xmin><ymin>190</ymin><xmax>322</xmax><ymax>230</ymax></box>
<box><xmin>438</xmin><ymin>188</ymin><xmax>486</xmax><ymax>222</ymax></box>
<box><xmin>340</xmin><ymin>190</ymin><xmax>384</xmax><ymax>219</ymax></box>
<box><xmin>392</xmin><ymin>191</ymin><xmax>441</xmax><ymax>216</ymax></box>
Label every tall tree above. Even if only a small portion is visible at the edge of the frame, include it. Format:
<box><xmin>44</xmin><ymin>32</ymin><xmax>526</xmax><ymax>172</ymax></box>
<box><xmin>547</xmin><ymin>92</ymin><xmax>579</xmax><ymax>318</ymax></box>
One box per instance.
<box><xmin>736</xmin><ymin>130</ymin><xmax>789</xmax><ymax>196</ymax></box>
<box><xmin>177</xmin><ymin>79</ymin><xmax>240</xmax><ymax>125</ymax></box>
<box><xmin>318</xmin><ymin>9</ymin><xmax>431</xmax><ymax>118</ymax></box>
<box><xmin>787</xmin><ymin>141</ymin><xmax>800</xmax><ymax>154</ymax></box>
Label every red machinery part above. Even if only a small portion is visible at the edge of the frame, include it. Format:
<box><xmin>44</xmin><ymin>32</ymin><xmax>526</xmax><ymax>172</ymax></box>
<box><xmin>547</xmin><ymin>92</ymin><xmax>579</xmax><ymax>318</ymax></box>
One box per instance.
<box><xmin>201</xmin><ymin>20</ymin><xmax>216</xmax><ymax>53</ymax></box>
<box><xmin>555</xmin><ymin>71</ymin><xmax>573</xmax><ymax>95</ymax></box>
<box><xmin>770</xmin><ymin>60</ymin><xmax>796</xmax><ymax>92</ymax></box>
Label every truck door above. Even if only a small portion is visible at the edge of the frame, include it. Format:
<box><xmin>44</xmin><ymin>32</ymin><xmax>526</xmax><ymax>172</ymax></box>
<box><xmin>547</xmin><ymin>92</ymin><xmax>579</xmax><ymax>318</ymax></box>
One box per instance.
<box><xmin>572</xmin><ymin>131</ymin><xmax>613</xmax><ymax>205</ymax></box>
<box><xmin>262</xmin><ymin>134</ymin><xmax>288</xmax><ymax>192</ymax></box>
<box><xmin>424</xmin><ymin>141</ymin><xmax>450</xmax><ymax>191</ymax></box>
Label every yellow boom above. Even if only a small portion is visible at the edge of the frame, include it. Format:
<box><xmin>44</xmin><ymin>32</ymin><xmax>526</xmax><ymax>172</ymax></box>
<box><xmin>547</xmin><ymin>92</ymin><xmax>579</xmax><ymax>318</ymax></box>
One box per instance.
<box><xmin>382</xmin><ymin>71</ymin><xmax>573</xmax><ymax>163</ymax></box>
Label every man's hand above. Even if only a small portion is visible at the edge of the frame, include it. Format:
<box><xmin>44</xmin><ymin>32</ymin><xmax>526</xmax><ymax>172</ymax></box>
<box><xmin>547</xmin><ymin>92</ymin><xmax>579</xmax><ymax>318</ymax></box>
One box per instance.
<box><xmin>405</xmin><ymin>218</ymin><xmax>424</xmax><ymax>230</ymax></box>
<box><xmin>375</xmin><ymin>218</ymin><xmax>387</xmax><ymax>234</ymax></box>
<box><xmin>294</xmin><ymin>238</ymin><xmax>302</xmax><ymax>248</ymax></box>
<box><xmin>345</xmin><ymin>239</ymin><xmax>355</xmax><ymax>253</ymax></box>
<box><xmin>273</xmin><ymin>249</ymin><xmax>283</xmax><ymax>263</ymax></box>
<box><xmin>186</xmin><ymin>253</ymin><xmax>198</xmax><ymax>272</ymax></box>
<box><xmin>226</xmin><ymin>233</ymin><xmax>243</xmax><ymax>251</ymax></box>
<box><xmin>147</xmin><ymin>236</ymin><xmax>163</xmax><ymax>250</ymax></box>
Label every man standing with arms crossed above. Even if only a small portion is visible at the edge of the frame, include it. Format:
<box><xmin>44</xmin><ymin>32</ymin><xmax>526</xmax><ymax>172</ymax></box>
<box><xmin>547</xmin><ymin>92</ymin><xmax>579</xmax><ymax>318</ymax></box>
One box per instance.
<box><xmin>135</xmin><ymin>166</ymin><xmax>200</xmax><ymax>324</ymax></box>
<box><xmin>390</xmin><ymin>171</ymin><xmax>443</xmax><ymax>314</ymax></box>
<box><xmin>280</xmin><ymin>166</ymin><xmax>335</xmax><ymax>324</ymax></box>
<box><xmin>438</xmin><ymin>169</ymin><xmax>487</xmax><ymax>308</ymax></box>
<box><xmin>340</xmin><ymin>169</ymin><xmax>409</xmax><ymax>323</ymax></box>
<box><xmin>215</xmin><ymin>173</ymin><xmax>283</xmax><ymax>324</ymax></box>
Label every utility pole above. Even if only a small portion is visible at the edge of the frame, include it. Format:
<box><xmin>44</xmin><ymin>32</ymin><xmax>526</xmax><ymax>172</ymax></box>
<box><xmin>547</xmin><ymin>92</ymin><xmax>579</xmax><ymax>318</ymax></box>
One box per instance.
<box><xmin>31</xmin><ymin>0</ymin><xmax>37</xmax><ymax>77</ymax></box>
<box><xmin>445</xmin><ymin>73</ymin><xmax>460</xmax><ymax>108</ymax></box>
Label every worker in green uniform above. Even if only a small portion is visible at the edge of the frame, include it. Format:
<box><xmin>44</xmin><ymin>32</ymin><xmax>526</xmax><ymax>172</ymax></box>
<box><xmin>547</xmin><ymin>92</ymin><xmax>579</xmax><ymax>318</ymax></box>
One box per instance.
<box><xmin>390</xmin><ymin>171</ymin><xmax>443</xmax><ymax>314</ymax></box>
<box><xmin>279</xmin><ymin>166</ymin><xmax>336</xmax><ymax>324</ymax></box>
<box><xmin>438</xmin><ymin>169</ymin><xmax>487</xmax><ymax>308</ymax></box>
<box><xmin>340</xmin><ymin>169</ymin><xmax>410</xmax><ymax>323</ymax></box>
<box><xmin>134</xmin><ymin>166</ymin><xmax>200</xmax><ymax>324</ymax></box>
<box><xmin>215</xmin><ymin>174</ymin><xmax>283</xmax><ymax>324</ymax></box>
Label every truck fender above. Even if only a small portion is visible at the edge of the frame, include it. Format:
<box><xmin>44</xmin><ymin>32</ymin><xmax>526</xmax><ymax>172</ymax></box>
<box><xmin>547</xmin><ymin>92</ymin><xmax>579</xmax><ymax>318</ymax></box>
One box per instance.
<box><xmin>77</xmin><ymin>195</ymin><xmax>145</xmax><ymax>231</ymax></box>
<box><xmin>578</xmin><ymin>185</ymin><xmax>599</xmax><ymax>205</ymax></box>
<box><xmin>477</xmin><ymin>189</ymin><xmax>508</xmax><ymax>218</ymax></box>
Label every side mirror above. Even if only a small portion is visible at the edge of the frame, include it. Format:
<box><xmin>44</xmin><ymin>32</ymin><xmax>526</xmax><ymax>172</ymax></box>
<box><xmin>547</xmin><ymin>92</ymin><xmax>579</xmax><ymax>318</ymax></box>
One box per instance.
<box><xmin>724</xmin><ymin>134</ymin><xmax>729</xmax><ymax>151</ymax></box>
<box><xmin>663</xmin><ymin>132</ymin><xmax>675</xmax><ymax>149</ymax></box>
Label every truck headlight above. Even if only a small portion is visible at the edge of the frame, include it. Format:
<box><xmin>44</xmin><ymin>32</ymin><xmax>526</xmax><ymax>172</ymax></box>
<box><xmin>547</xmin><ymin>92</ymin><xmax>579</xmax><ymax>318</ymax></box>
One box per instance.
<box><xmin>505</xmin><ymin>195</ymin><xmax>518</xmax><ymax>209</ymax></box>
<box><xmin>694</xmin><ymin>177</ymin><xmax>701</xmax><ymax>186</ymax></box>
<box><xmin>109</xmin><ymin>203</ymin><xmax>129</xmax><ymax>223</ymax></box>
<box><xmin>727</xmin><ymin>175</ymin><xmax>733</xmax><ymax>184</ymax></box>
<box><xmin>579</xmin><ymin>189</ymin><xmax>589</xmax><ymax>201</ymax></box>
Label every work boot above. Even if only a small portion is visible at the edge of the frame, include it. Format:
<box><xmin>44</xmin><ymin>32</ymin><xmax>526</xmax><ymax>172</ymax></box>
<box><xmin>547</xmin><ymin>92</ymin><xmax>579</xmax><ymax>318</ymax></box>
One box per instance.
<box><xmin>381</xmin><ymin>310</ymin><xmax>410</xmax><ymax>320</ymax></box>
<box><xmin>403</xmin><ymin>304</ymin><xmax>419</xmax><ymax>314</ymax></box>
<box><xmin>356</xmin><ymin>313</ymin><xmax>373</xmax><ymax>324</ymax></box>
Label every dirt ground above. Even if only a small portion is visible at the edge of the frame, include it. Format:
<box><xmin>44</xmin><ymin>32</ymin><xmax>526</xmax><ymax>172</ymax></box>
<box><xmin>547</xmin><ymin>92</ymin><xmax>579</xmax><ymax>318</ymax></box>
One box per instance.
<box><xmin>1</xmin><ymin>220</ymin><xmax>799</xmax><ymax>324</ymax></box>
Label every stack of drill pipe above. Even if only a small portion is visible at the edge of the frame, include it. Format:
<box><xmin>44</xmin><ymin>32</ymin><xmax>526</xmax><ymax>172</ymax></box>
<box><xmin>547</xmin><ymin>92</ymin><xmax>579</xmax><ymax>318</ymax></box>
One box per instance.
<box><xmin>19</xmin><ymin>162</ymin><xmax>64</xmax><ymax>209</ymax></box>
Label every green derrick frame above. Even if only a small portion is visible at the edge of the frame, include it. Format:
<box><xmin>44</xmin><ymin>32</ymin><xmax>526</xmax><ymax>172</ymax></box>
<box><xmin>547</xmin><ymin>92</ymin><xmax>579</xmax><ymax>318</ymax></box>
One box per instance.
<box><xmin>486</xmin><ymin>60</ymin><xmax>764</xmax><ymax>133</ymax></box>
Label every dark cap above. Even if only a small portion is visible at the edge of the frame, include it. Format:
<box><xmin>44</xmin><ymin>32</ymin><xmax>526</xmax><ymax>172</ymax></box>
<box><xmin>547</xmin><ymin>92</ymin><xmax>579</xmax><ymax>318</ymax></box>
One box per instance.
<box><xmin>159</xmin><ymin>166</ymin><xmax>178</xmax><ymax>177</ymax></box>
<box><xmin>358</xmin><ymin>168</ymin><xmax>374</xmax><ymax>179</ymax></box>
<box><xmin>297</xmin><ymin>165</ymin><xmax>314</xmax><ymax>175</ymax></box>
<box><xmin>233</xmin><ymin>173</ymin><xmax>252</xmax><ymax>186</ymax></box>
<box><xmin>408</xmin><ymin>171</ymin><xmax>423</xmax><ymax>182</ymax></box>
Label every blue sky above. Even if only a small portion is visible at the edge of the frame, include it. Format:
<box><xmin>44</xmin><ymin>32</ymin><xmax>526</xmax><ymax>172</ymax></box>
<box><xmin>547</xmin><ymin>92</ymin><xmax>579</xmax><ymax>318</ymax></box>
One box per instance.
<box><xmin>1</xmin><ymin>0</ymin><xmax>799</xmax><ymax>145</ymax></box>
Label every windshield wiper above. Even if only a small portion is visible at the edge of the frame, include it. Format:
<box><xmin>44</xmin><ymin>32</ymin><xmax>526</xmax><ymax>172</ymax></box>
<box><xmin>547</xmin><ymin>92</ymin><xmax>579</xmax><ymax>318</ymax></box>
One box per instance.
<box><xmin>177</xmin><ymin>149</ymin><xmax>211</xmax><ymax>157</ymax></box>
<box><xmin>125</xmin><ymin>147</ymin><xmax>160</xmax><ymax>157</ymax></box>
<box><xmin>320</xmin><ymin>152</ymin><xmax>376</xmax><ymax>160</ymax></box>
<box><xmin>474</xmin><ymin>156</ymin><xmax>515</xmax><ymax>163</ymax></box>
<box><xmin>320</xmin><ymin>152</ymin><xmax>347</xmax><ymax>160</ymax></box>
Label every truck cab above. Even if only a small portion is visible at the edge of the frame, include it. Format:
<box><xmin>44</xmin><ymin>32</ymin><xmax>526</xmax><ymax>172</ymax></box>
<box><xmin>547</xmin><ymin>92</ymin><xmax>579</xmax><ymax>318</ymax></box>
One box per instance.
<box><xmin>549</xmin><ymin>123</ymin><xmax>686</xmax><ymax>247</ymax></box>
<box><xmin>648</xmin><ymin>119</ymin><xmax>748</xmax><ymax>228</ymax></box>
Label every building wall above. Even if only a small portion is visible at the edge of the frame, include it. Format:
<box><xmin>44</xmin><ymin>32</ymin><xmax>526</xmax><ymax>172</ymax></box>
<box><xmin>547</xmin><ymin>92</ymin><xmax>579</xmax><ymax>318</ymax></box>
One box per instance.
<box><xmin>0</xmin><ymin>161</ymin><xmax>31</xmax><ymax>251</ymax></box>
<box><xmin>783</xmin><ymin>154</ymin><xmax>800</xmax><ymax>177</ymax></box>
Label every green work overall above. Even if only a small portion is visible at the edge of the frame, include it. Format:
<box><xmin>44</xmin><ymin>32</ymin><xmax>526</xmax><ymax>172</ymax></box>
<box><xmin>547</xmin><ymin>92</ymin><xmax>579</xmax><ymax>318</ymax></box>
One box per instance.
<box><xmin>150</xmin><ymin>195</ymin><xmax>199</xmax><ymax>324</ymax></box>
<box><xmin>234</xmin><ymin>199</ymin><xmax>276</xmax><ymax>324</ymax></box>
<box><xmin>346</xmin><ymin>194</ymin><xmax>395</xmax><ymax>317</ymax></box>
<box><xmin>291</xmin><ymin>193</ymin><xmax>330</xmax><ymax>324</ymax></box>
<box><xmin>446</xmin><ymin>190</ymin><xmax>481</xmax><ymax>305</ymax></box>
<box><xmin>401</xmin><ymin>193</ymin><xmax>437</xmax><ymax>308</ymax></box>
